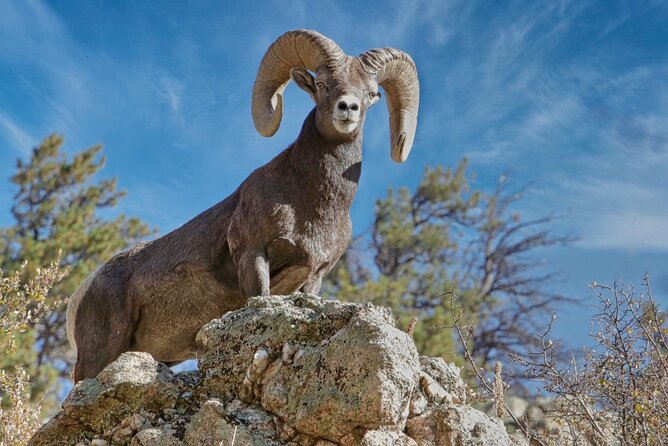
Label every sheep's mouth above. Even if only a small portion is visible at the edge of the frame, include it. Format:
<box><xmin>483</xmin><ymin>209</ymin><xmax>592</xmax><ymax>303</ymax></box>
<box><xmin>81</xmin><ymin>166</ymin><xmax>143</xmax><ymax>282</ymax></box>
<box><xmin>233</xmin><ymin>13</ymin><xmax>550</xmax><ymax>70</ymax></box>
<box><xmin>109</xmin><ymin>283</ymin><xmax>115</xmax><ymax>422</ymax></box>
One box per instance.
<box><xmin>333</xmin><ymin>117</ymin><xmax>359</xmax><ymax>134</ymax></box>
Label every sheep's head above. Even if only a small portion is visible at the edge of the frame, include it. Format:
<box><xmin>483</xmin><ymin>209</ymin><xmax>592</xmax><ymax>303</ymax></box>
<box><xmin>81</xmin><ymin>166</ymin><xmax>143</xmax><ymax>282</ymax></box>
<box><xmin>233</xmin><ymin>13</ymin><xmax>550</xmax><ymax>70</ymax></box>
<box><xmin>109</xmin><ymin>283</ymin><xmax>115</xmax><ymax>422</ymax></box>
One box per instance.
<box><xmin>288</xmin><ymin>62</ymin><xmax>380</xmax><ymax>142</ymax></box>
<box><xmin>252</xmin><ymin>29</ymin><xmax>420</xmax><ymax>162</ymax></box>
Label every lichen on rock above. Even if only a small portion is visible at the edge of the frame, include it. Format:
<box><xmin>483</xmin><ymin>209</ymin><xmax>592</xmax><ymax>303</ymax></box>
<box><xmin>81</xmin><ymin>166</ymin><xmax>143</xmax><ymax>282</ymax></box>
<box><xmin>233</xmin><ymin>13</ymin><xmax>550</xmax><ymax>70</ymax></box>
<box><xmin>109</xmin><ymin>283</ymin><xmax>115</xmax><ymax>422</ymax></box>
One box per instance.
<box><xmin>198</xmin><ymin>294</ymin><xmax>421</xmax><ymax>441</ymax></box>
<box><xmin>29</xmin><ymin>294</ymin><xmax>520</xmax><ymax>446</ymax></box>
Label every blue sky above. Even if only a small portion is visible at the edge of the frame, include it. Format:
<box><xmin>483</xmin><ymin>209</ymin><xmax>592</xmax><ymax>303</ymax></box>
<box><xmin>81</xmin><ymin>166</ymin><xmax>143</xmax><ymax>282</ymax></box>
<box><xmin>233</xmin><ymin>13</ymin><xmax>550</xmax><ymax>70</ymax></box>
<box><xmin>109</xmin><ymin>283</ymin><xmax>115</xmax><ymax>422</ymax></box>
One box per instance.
<box><xmin>1</xmin><ymin>0</ymin><xmax>667</xmax><ymax>347</ymax></box>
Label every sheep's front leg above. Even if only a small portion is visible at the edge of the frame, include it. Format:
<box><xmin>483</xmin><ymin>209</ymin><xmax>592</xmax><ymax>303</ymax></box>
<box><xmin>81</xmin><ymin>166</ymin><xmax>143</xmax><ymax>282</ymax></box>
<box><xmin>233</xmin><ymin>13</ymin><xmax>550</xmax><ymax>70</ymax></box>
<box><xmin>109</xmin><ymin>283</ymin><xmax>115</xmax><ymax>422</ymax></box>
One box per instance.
<box><xmin>301</xmin><ymin>271</ymin><xmax>324</xmax><ymax>294</ymax></box>
<box><xmin>238</xmin><ymin>250</ymin><xmax>270</xmax><ymax>298</ymax></box>
<box><xmin>300</xmin><ymin>261</ymin><xmax>332</xmax><ymax>294</ymax></box>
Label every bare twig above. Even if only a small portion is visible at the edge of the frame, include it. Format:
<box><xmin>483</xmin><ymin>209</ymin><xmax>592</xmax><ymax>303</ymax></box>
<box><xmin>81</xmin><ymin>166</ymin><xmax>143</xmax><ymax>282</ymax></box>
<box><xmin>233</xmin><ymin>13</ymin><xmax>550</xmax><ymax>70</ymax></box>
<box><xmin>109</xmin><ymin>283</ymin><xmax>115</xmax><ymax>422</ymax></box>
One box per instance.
<box><xmin>493</xmin><ymin>361</ymin><xmax>505</xmax><ymax>419</ymax></box>
<box><xmin>406</xmin><ymin>317</ymin><xmax>418</xmax><ymax>337</ymax></box>
<box><xmin>450</xmin><ymin>291</ymin><xmax>548</xmax><ymax>446</ymax></box>
<box><xmin>510</xmin><ymin>279</ymin><xmax>668</xmax><ymax>445</ymax></box>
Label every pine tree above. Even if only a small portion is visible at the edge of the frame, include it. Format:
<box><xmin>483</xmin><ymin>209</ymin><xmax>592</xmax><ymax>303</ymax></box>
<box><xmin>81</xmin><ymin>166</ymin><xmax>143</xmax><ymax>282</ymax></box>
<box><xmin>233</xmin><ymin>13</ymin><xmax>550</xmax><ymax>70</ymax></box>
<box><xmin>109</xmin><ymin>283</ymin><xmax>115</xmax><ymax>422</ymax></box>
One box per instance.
<box><xmin>0</xmin><ymin>134</ymin><xmax>152</xmax><ymax>409</ymax></box>
<box><xmin>323</xmin><ymin>158</ymin><xmax>573</xmax><ymax>371</ymax></box>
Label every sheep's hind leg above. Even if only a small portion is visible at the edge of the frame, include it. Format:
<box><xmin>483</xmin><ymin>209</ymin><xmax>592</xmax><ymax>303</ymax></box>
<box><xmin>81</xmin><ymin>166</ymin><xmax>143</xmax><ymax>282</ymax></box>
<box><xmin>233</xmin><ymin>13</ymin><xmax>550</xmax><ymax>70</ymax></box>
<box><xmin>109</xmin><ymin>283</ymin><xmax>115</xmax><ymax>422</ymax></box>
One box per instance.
<box><xmin>73</xmin><ymin>284</ymin><xmax>136</xmax><ymax>382</ymax></box>
<box><xmin>238</xmin><ymin>250</ymin><xmax>270</xmax><ymax>298</ymax></box>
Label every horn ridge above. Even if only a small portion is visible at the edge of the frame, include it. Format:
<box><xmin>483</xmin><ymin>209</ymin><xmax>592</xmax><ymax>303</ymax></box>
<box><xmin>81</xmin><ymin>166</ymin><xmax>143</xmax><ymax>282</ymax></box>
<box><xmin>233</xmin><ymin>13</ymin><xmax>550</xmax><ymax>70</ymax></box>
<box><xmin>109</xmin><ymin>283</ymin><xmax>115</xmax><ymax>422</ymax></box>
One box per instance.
<box><xmin>251</xmin><ymin>30</ymin><xmax>345</xmax><ymax>137</ymax></box>
<box><xmin>358</xmin><ymin>48</ymin><xmax>420</xmax><ymax>163</ymax></box>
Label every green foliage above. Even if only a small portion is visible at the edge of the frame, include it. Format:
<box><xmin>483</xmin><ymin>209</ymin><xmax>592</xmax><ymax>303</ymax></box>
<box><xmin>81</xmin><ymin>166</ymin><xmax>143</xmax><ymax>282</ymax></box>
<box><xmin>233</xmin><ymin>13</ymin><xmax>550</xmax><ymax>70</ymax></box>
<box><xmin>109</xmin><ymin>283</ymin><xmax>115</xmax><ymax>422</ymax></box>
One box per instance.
<box><xmin>324</xmin><ymin>160</ymin><xmax>480</xmax><ymax>364</ymax></box>
<box><xmin>0</xmin><ymin>134</ymin><xmax>153</xmax><ymax>412</ymax></box>
<box><xmin>324</xmin><ymin>158</ymin><xmax>572</xmax><ymax>370</ymax></box>
<box><xmin>0</xmin><ymin>258</ymin><xmax>67</xmax><ymax>444</ymax></box>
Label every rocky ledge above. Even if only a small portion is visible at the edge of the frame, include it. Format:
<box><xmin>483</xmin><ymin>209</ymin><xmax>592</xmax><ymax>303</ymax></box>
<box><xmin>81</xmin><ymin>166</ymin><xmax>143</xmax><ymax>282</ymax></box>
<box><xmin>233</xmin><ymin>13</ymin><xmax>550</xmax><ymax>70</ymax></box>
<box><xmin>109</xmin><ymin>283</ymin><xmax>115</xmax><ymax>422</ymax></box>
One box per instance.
<box><xmin>29</xmin><ymin>294</ymin><xmax>527</xmax><ymax>446</ymax></box>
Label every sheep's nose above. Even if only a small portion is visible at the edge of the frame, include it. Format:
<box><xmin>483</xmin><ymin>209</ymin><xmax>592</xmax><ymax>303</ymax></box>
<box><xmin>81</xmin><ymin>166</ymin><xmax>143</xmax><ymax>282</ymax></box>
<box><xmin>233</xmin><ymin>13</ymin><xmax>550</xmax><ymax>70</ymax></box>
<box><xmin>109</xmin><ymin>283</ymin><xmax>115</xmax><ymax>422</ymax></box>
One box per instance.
<box><xmin>337</xmin><ymin>98</ymin><xmax>360</xmax><ymax>112</ymax></box>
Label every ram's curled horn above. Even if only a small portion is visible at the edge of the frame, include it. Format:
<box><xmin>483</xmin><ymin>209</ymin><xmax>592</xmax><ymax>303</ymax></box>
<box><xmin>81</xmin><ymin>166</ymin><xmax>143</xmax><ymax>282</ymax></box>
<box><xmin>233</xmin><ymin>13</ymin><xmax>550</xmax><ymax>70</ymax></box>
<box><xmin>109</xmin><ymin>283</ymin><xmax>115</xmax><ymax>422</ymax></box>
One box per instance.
<box><xmin>358</xmin><ymin>48</ymin><xmax>419</xmax><ymax>163</ymax></box>
<box><xmin>252</xmin><ymin>29</ymin><xmax>345</xmax><ymax>137</ymax></box>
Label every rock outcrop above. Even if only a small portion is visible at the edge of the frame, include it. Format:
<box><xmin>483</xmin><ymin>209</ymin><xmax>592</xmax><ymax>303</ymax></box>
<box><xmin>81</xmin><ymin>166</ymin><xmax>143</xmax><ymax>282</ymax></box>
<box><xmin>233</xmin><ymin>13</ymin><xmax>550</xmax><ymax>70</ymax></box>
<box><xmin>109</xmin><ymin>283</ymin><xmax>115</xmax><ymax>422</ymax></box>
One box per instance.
<box><xmin>29</xmin><ymin>294</ymin><xmax>524</xmax><ymax>446</ymax></box>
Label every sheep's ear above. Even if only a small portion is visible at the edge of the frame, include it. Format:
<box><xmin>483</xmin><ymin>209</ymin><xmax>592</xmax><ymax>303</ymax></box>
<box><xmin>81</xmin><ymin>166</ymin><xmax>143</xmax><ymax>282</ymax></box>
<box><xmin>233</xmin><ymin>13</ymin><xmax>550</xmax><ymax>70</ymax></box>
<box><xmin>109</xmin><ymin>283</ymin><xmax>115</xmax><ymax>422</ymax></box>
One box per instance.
<box><xmin>290</xmin><ymin>68</ymin><xmax>317</xmax><ymax>103</ymax></box>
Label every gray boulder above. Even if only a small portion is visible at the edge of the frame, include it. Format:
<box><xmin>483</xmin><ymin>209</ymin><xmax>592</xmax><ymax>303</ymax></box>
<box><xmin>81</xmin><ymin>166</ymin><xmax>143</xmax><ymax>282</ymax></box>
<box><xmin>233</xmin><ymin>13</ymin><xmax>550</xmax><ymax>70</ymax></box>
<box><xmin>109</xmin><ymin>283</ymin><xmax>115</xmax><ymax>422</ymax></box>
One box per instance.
<box><xmin>197</xmin><ymin>294</ymin><xmax>421</xmax><ymax>441</ymax></box>
<box><xmin>407</xmin><ymin>405</ymin><xmax>514</xmax><ymax>446</ymax></box>
<box><xmin>28</xmin><ymin>293</ymin><xmax>524</xmax><ymax>446</ymax></box>
<box><xmin>29</xmin><ymin>352</ymin><xmax>183</xmax><ymax>445</ymax></box>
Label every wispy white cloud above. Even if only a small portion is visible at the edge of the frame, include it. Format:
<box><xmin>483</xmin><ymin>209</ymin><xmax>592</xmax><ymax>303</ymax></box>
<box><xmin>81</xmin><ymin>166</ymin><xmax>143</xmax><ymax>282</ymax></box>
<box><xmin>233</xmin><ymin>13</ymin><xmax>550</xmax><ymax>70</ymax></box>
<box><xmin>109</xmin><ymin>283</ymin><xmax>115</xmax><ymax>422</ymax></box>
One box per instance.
<box><xmin>518</xmin><ymin>65</ymin><xmax>668</xmax><ymax>250</ymax></box>
<box><xmin>553</xmin><ymin>154</ymin><xmax>668</xmax><ymax>249</ymax></box>
<box><xmin>465</xmin><ymin>142</ymin><xmax>512</xmax><ymax>164</ymax></box>
<box><xmin>154</xmin><ymin>77</ymin><xmax>184</xmax><ymax>121</ymax></box>
<box><xmin>521</xmin><ymin>94</ymin><xmax>584</xmax><ymax>144</ymax></box>
<box><xmin>0</xmin><ymin>0</ymin><xmax>666</xmax><ymax>256</ymax></box>
<box><xmin>0</xmin><ymin>1</ymin><xmax>94</xmax><ymax>146</ymax></box>
<box><xmin>362</xmin><ymin>0</ymin><xmax>462</xmax><ymax>48</ymax></box>
<box><xmin>0</xmin><ymin>113</ymin><xmax>36</xmax><ymax>156</ymax></box>
<box><xmin>609</xmin><ymin>115</ymin><xmax>668</xmax><ymax>155</ymax></box>
<box><xmin>407</xmin><ymin>0</ymin><xmax>668</xmax><ymax>252</ymax></box>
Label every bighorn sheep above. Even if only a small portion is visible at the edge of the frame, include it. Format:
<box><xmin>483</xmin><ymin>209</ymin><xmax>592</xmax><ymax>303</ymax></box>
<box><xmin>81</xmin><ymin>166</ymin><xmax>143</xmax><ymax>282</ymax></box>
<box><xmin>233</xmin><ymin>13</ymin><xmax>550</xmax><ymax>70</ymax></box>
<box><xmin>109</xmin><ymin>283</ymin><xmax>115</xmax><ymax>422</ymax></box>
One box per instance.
<box><xmin>66</xmin><ymin>29</ymin><xmax>420</xmax><ymax>382</ymax></box>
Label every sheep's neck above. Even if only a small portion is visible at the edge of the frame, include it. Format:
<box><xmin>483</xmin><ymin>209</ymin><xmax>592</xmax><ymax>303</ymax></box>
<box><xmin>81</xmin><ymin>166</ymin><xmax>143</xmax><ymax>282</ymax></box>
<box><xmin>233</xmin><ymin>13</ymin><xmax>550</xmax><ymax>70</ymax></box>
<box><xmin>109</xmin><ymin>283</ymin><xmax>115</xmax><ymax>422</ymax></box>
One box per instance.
<box><xmin>289</xmin><ymin>109</ymin><xmax>362</xmax><ymax>210</ymax></box>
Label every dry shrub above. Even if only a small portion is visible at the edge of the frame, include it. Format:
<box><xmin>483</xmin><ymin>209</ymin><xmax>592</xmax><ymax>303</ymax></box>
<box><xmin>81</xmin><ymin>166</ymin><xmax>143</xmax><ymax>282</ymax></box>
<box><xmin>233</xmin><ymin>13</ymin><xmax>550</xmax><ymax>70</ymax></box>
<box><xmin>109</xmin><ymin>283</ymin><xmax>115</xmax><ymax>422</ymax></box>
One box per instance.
<box><xmin>0</xmin><ymin>257</ymin><xmax>67</xmax><ymax>446</ymax></box>
<box><xmin>511</xmin><ymin>276</ymin><xmax>668</xmax><ymax>446</ymax></box>
<box><xmin>453</xmin><ymin>277</ymin><xmax>668</xmax><ymax>446</ymax></box>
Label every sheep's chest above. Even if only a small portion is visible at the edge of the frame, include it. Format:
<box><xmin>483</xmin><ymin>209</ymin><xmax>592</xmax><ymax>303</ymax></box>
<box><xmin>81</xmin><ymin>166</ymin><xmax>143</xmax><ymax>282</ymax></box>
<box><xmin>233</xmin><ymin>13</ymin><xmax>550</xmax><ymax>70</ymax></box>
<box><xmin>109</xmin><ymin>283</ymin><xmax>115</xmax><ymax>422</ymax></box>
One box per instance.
<box><xmin>267</xmin><ymin>201</ymin><xmax>351</xmax><ymax>269</ymax></box>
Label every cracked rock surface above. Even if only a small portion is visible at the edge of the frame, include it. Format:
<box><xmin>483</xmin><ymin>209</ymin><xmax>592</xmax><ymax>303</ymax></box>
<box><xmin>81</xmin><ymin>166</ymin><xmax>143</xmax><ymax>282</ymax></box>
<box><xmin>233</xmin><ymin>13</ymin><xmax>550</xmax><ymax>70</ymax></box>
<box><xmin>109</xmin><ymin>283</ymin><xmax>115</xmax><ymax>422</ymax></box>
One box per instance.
<box><xmin>29</xmin><ymin>294</ymin><xmax>518</xmax><ymax>446</ymax></box>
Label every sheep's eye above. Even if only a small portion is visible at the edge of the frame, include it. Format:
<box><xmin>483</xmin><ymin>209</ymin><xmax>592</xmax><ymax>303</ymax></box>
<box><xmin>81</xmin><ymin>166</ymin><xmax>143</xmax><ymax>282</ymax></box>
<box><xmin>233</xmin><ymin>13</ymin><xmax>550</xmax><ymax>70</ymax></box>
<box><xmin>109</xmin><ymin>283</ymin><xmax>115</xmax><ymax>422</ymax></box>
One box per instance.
<box><xmin>369</xmin><ymin>91</ymin><xmax>380</xmax><ymax>99</ymax></box>
<box><xmin>316</xmin><ymin>81</ymin><xmax>326</xmax><ymax>90</ymax></box>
